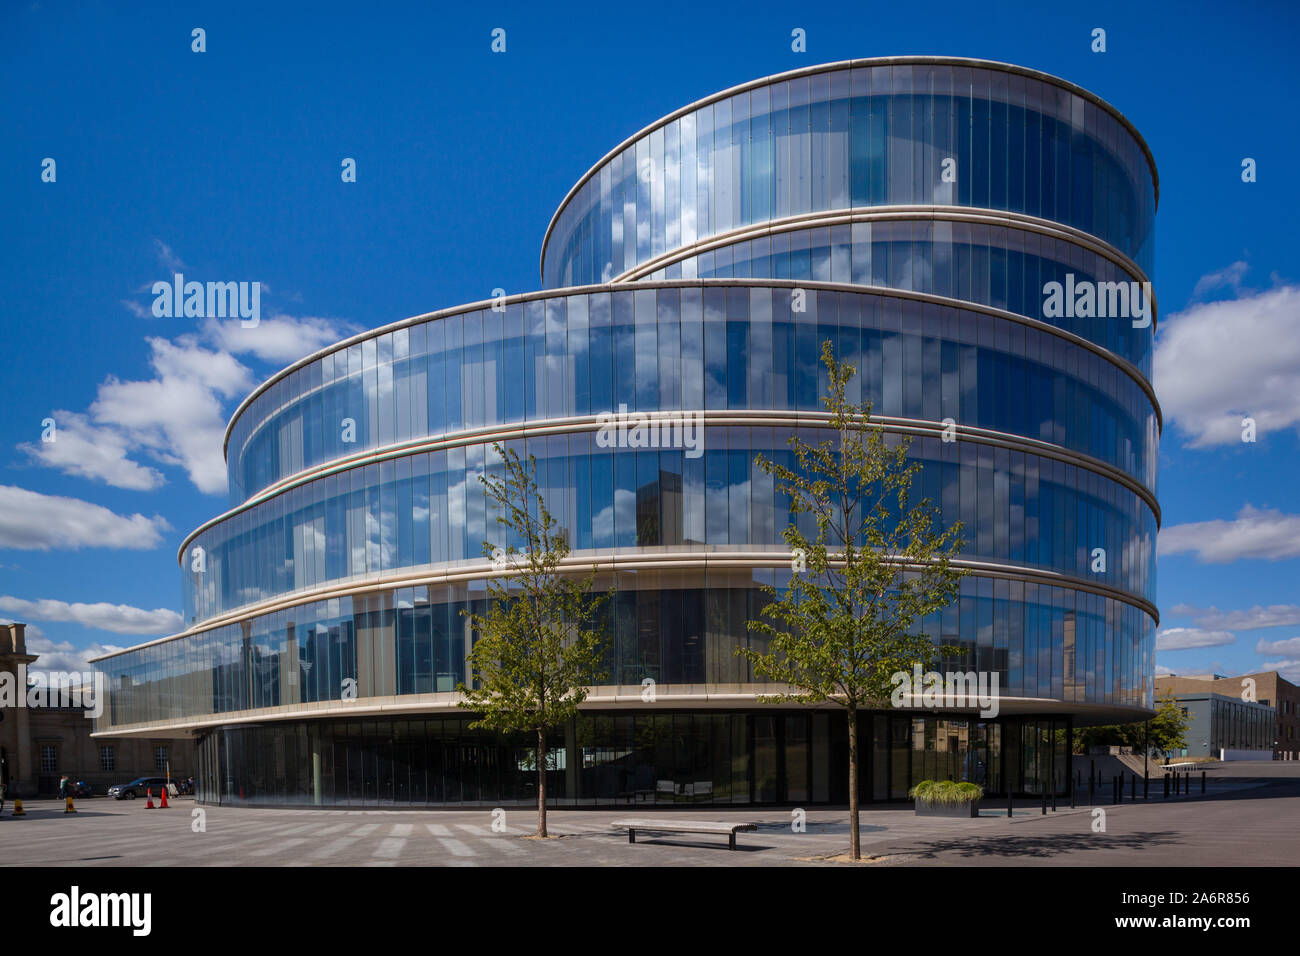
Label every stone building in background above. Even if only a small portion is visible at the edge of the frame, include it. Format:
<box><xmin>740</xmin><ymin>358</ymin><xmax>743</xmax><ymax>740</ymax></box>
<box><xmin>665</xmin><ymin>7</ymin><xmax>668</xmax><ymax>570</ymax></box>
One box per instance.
<box><xmin>0</xmin><ymin>622</ymin><xmax>194</xmax><ymax>798</ymax></box>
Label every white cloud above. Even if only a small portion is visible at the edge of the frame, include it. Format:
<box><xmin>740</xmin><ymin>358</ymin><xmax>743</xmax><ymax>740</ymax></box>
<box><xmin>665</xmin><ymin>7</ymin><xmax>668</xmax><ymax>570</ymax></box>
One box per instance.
<box><xmin>590</xmin><ymin>489</ymin><xmax>637</xmax><ymax>542</ymax></box>
<box><xmin>1191</xmin><ymin>260</ymin><xmax>1249</xmax><ymax>298</ymax></box>
<box><xmin>89</xmin><ymin>336</ymin><xmax>253</xmax><ymax>495</ymax></box>
<box><xmin>0</xmin><ymin>485</ymin><xmax>169</xmax><ymax>550</ymax></box>
<box><xmin>17</xmin><ymin>411</ymin><xmax>165</xmax><ymax>491</ymax></box>
<box><xmin>1255</xmin><ymin>636</ymin><xmax>1300</xmax><ymax>656</ymax></box>
<box><xmin>1171</xmin><ymin>603</ymin><xmax>1300</xmax><ymax>631</ymax></box>
<box><xmin>153</xmin><ymin>239</ymin><xmax>187</xmax><ymax>273</ymax></box>
<box><xmin>1159</xmin><ymin>505</ymin><xmax>1300</xmax><ymax>562</ymax></box>
<box><xmin>0</xmin><ymin>596</ymin><xmax>181</xmax><ymax>635</ymax></box>
<box><xmin>147</xmin><ymin>334</ymin><xmax>253</xmax><ymax>395</ymax></box>
<box><xmin>1155</xmin><ymin>627</ymin><xmax>1236</xmax><ymax>651</ymax></box>
<box><xmin>1155</xmin><ymin>282</ymin><xmax>1300</xmax><ymax>446</ymax></box>
<box><xmin>11</xmin><ymin>628</ymin><xmax>127</xmax><ymax>679</ymax></box>
<box><xmin>26</xmin><ymin>241</ymin><xmax>356</xmax><ymax>496</ymax></box>
<box><xmin>1260</xmin><ymin>659</ymin><xmax>1300</xmax><ymax>683</ymax></box>
<box><xmin>203</xmin><ymin>314</ymin><xmax>358</xmax><ymax>364</ymax></box>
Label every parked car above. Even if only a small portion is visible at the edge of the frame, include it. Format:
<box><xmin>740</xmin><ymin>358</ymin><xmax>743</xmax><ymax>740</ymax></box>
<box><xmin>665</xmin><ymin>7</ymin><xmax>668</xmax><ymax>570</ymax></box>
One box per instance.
<box><xmin>106</xmin><ymin>776</ymin><xmax>171</xmax><ymax>800</ymax></box>
<box><xmin>73</xmin><ymin>779</ymin><xmax>94</xmax><ymax>798</ymax></box>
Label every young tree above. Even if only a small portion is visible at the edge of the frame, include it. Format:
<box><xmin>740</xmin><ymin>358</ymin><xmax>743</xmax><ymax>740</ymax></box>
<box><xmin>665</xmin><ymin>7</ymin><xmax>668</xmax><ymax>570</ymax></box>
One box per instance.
<box><xmin>1148</xmin><ymin>693</ymin><xmax>1190</xmax><ymax>761</ymax></box>
<box><xmin>459</xmin><ymin>442</ymin><xmax>608</xmax><ymax>838</ymax></box>
<box><xmin>741</xmin><ymin>341</ymin><xmax>968</xmax><ymax>861</ymax></box>
<box><xmin>1071</xmin><ymin>696</ymin><xmax>1189</xmax><ymax>760</ymax></box>
<box><xmin>1072</xmin><ymin>722</ymin><xmax>1144</xmax><ymax>755</ymax></box>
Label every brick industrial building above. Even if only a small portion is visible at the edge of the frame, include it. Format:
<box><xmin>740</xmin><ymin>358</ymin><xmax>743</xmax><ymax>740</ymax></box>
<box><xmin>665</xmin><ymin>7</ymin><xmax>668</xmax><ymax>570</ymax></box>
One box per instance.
<box><xmin>1156</xmin><ymin>671</ymin><xmax>1300</xmax><ymax>760</ymax></box>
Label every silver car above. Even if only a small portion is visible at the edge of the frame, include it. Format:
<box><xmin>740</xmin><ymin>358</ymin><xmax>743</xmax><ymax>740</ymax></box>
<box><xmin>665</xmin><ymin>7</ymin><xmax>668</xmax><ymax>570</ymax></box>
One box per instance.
<box><xmin>106</xmin><ymin>776</ymin><xmax>170</xmax><ymax>800</ymax></box>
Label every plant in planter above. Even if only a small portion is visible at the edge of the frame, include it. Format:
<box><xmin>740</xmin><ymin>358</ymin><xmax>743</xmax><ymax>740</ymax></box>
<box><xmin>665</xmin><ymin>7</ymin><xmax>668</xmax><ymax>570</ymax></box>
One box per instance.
<box><xmin>909</xmin><ymin>779</ymin><xmax>984</xmax><ymax>817</ymax></box>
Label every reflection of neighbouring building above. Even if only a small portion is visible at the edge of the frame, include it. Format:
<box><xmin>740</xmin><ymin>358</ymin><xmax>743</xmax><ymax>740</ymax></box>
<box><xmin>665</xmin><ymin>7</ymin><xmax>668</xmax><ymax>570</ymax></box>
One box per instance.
<box><xmin>0</xmin><ymin>623</ymin><xmax>195</xmax><ymax>797</ymax></box>
<box><xmin>1156</xmin><ymin>672</ymin><xmax>1297</xmax><ymax>760</ymax></box>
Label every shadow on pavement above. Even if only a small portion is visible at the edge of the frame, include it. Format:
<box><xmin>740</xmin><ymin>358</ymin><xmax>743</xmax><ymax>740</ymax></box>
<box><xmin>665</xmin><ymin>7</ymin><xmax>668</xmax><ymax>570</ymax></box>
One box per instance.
<box><xmin>881</xmin><ymin>829</ymin><xmax>1183</xmax><ymax>862</ymax></box>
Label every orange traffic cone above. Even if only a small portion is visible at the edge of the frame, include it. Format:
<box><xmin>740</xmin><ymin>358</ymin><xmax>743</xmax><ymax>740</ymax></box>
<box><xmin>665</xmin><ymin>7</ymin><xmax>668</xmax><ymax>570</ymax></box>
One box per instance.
<box><xmin>159</xmin><ymin>786</ymin><xmax>169</xmax><ymax>808</ymax></box>
<box><xmin>145</xmin><ymin>788</ymin><xmax>155</xmax><ymax>809</ymax></box>
<box><xmin>64</xmin><ymin>795</ymin><xmax>77</xmax><ymax>813</ymax></box>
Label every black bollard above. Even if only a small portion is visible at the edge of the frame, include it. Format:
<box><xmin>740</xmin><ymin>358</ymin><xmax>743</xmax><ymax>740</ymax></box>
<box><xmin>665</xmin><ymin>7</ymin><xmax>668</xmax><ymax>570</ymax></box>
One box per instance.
<box><xmin>1041</xmin><ymin>789</ymin><xmax>1047</xmax><ymax>815</ymax></box>
<box><xmin>1088</xmin><ymin>773</ymin><xmax>1094</xmax><ymax>805</ymax></box>
<box><xmin>1201</xmin><ymin>770</ymin><xmax>1206</xmax><ymax>794</ymax></box>
<box><xmin>1163</xmin><ymin>772</ymin><xmax>1169</xmax><ymax>798</ymax></box>
<box><xmin>1007</xmin><ymin>789</ymin><xmax>1013</xmax><ymax>818</ymax></box>
<box><xmin>1131</xmin><ymin>773</ymin><xmax>1136</xmax><ymax>801</ymax></box>
<box><xmin>1144</xmin><ymin>774</ymin><xmax>1149</xmax><ymax>800</ymax></box>
<box><xmin>1070</xmin><ymin>777</ymin><xmax>1076</xmax><ymax>809</ymax></box>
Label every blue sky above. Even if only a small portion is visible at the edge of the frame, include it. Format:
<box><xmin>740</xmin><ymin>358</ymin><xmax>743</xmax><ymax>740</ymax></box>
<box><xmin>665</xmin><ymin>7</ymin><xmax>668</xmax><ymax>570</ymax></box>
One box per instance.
<box><xmin>2</xmin><ymin>0</ymin><xmax>1298</xmax><ymax>685</ymax></box>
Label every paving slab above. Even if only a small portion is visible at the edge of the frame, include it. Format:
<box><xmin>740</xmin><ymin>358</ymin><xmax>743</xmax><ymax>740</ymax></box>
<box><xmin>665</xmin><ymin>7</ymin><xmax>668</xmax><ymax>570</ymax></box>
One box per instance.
<box><xmin>3</xmin><ymin>763</ymin><xmax>1297</xmax><ymax>867</ymax></box>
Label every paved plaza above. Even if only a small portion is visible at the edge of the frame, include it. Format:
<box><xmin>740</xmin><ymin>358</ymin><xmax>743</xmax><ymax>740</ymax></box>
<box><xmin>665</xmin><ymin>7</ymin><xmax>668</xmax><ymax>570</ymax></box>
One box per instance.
<box><xmin>3</xmin><ymin>763</ymin><xmax>1296</xmax><ymax>867</ymax></box>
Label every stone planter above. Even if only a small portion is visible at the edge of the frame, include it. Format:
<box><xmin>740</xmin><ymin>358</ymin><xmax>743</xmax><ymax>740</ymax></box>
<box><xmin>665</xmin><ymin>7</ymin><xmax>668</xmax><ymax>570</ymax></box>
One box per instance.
<box><xmin>914</xmin><ymin>798</ymin><xmax>980</xmax><ymax>818</ymax></box>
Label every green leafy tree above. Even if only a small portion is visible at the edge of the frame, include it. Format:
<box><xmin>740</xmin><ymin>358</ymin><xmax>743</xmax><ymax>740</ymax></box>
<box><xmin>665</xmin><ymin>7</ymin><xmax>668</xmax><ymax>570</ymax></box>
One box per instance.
<box><xmin>459</xmin><ymin>443</ymin><xmax>609</xmax><ymax>837</ymax></box>
<box><xmin>741</xmin><ymin>341</ymin><xmax>968</xmax><ymax>860</ymax></box>
<box><xmin>1148</xmin><ymin>693</ymin><xmax>1189</xmax><ymax>761</ymax></box>
<box><xmin>1072</xmin><ymin>722</ymin><xmax>1144</xmax><ymax>754</ymax></box>
<box><xmin>1072</xmin><ymin>695</ymin><xmax>1189</xmax><ymax>761</ymax></box>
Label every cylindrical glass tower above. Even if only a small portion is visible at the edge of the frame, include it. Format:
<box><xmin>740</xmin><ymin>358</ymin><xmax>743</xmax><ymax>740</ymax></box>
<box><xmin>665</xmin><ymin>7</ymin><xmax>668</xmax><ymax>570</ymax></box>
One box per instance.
<box><xmin>94</xmin><ymin>57</ymin><xmax>1158</xmax><ymax>807</ymax></box>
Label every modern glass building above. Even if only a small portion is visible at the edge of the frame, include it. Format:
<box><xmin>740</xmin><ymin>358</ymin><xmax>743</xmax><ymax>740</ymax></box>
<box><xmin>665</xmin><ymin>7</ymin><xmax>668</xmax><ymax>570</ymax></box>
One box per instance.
<box><xmin>92</xmin><ymin>56</ymin><xmax>1159</xmax><ymax>808</ymax></box>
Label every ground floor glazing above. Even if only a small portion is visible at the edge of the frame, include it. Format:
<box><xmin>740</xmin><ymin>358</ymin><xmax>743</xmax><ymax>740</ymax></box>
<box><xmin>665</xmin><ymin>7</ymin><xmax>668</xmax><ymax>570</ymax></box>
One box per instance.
<box><xmin>194</xmin><ymin>711</ymin><xmax>1072</xmax><ymax>807</ymax></box>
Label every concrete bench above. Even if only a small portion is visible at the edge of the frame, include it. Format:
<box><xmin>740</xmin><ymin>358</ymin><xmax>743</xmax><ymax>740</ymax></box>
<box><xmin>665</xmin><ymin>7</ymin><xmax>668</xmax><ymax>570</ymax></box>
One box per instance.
<box><xmin>611</xmin><ymin>819</ymin><xmax>757</xmax><ymax>851</ymax></box>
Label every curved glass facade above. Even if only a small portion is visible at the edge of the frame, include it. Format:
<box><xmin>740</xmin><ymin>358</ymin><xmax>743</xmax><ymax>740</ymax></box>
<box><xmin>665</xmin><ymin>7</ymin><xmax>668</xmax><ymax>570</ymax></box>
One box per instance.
<box><xmin>541</xmin><ymin>60</ymin><xmax>1156</xmax><ymax>288</ymax></box>
<box><xmin>225</xmin><ymin>285</ymin><xmax>1156</xmax><ymax>508</ymax></box>
<box><xmin>189</xmin><ymin>426</ymin><xmax>1155</xmax><ymax>625</ymax></box>
<box><xmin>118</xmin><ymin>573</ymin><xmax>1152</xmax><ymax>727</ymax></box>
<box><xmin>95</xmin><ymin>56</ymin><xmax>1158</xmax><ymax>806</ymax></box>
<box><xmin>642</xmin><ymin>220</ymin><xmax>1154</xmax><ymax>375</ymax></box>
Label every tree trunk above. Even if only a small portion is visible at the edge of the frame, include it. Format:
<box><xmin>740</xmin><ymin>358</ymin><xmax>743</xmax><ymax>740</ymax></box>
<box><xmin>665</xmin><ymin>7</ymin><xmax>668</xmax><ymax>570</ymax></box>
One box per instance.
<box><xmin>847</xmin><ymin>705</ymin><xmax>860</xmax><ymax>860</ymax></box>
<box><xmin>537</xmin><ymin>725</ymin><xmax>548</xmax><ymax>837</ymax></box>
